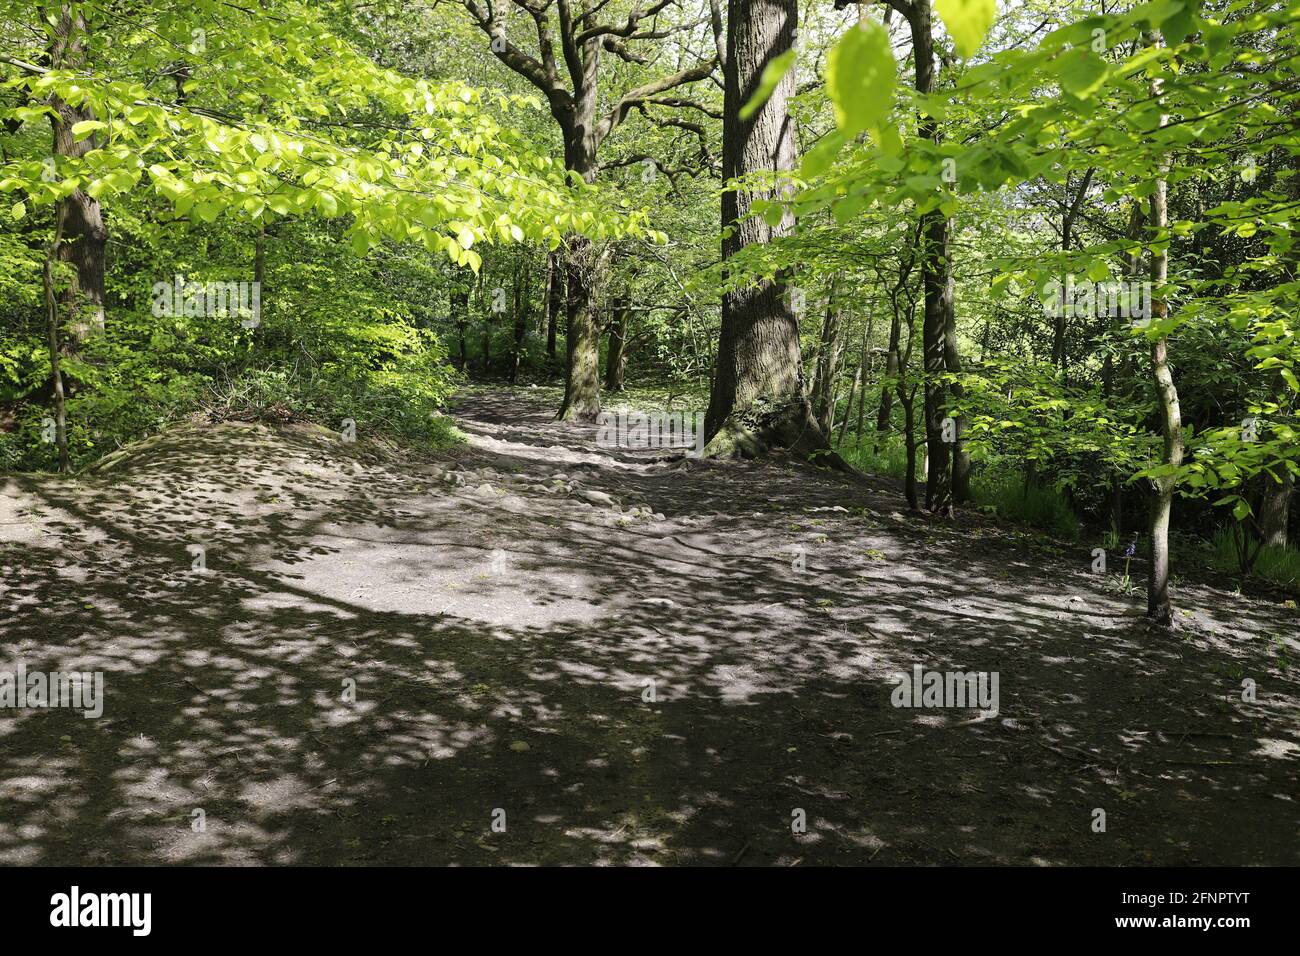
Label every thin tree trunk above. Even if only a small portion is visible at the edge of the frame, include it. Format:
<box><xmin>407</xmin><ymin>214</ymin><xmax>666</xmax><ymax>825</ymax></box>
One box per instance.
<box><xmin>811</xmin><ymin>289</ymin><xmax>844</xmax><ymax>434</ymax></box>
<box><xmin>876</xmin><ymin>314</ymin><xmax>900</xmax><ymax>444</ymax></box>
<box><xmin>510</xmin><ymin>260</ymin><xmax>529</xmax><ymax>384</ymax></box>
<box><xmin>854</xmin><ymin>319</ymin><xmax>872</xmax><ymax>443</ymax></box>
<box><xmin>545</xmin><ymin>250</ymin><xmax>563</xmax><ymax>361</ymax></box>
<box><xmin>894</xmin><ymin>2</ymin><xmax>954</xmax><ymax>514</ymax></box>
<box><xmin>945</xmin><ymin>270</ymin><xmax>970</xmax><ymax>504</ymax></box>
<box><xmin>1145</xmin><ymin>30</ymin><xmax>1183</xmax><ymax>628</ymax></box>
<box><xmin>605</xmin><ymin>297</ymin><xmax>629</xmax><ymax>391</ymax></box>
<box><xmin>43</xmin><ymin>208</ymin><xmax>70</xmax><ymax>473</ymax></box>
<box><xmin>451</xmin><ymin>287</ymin><xmax>469</xmax><ymax>369</ymax></box>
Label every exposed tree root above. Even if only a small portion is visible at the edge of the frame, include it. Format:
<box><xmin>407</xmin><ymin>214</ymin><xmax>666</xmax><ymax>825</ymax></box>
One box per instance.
<box><xmin>702</xmin><ymin>396</ymin><xmax>861</xmax><ymax>477</ymax></box>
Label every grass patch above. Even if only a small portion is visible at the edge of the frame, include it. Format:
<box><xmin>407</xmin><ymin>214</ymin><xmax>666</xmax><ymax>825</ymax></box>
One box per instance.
<box><xmin>835</xmin><ymin>435</ymin><xmax>910</xmax><ymax>481</ymax></box>
<box><xmin>1206</xmin><ymin>527</ymin><xmax>1300</xmax><ymax>590</ymax></box>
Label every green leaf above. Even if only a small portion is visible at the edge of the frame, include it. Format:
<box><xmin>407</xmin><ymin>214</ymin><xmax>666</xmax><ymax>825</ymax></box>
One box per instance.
<box><xmin>800</xmin><ymin>131</ymin><xmax>846</xmax><ymax>179</ymax></box>
<box><xmin>934</xmin><ymin>0</ymin><xmax>996</xmax><ymax>60</ymax></box>
<box><xmin>739</xmin><ymin>49</ymin><xmax>796</xmax><ymax>121</ymax></box>
<box><xmin>1161</xmin><ymin>0</ymin><xmax>1200</xmax><ymax>46</ymax></box>
<box><xmin>1056</xmin><ymin>49</ymin><xmax>1109</xmax><ymax>99</ymax></box>
<box><xmin>826</xmin><ymin>22</ymin><xmax>896</xmax><ymax>137</ymax></box>
<box><xmin>315</xmin><ymin>191</ymin><xmax>339</xmax><ymax>217</ymax></box>
<box><xmin>10</xmin><ymin>201</ymin><xmax>25</xmax><ymax>220</ymax></box>
<box><xmin>70</xmin><ymin>119</ymin><xmax>106</xmax><ymax>141</ymax></box>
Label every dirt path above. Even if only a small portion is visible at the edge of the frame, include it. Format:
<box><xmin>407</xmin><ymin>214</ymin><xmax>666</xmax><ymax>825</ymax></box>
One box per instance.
<box><xmin>0</xmin><ymin>388</ymin><xmax>1296</xmax><ymax>865</ymax></box>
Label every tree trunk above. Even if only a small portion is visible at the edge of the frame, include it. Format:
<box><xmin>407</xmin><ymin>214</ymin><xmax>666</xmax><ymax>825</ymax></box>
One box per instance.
<box><xmin>944</xmin><ymin>269</ymin><xmax>970</xmax><ymax>503</ymax></box>
<box><xmin>43</xmin><ymin>208</ymin><xmax>70</xmax><ymax>473</ymax></box>
<box><xmin>605</xmin><ymin>297</ymin><xmax>629</xmax><ymax>392</ymax></box>
<box><xmin>451</xmin><ymin>287</ymin><xmax>469</xmax><ymax>368</ymax></box>
<box><xmin>922</xmin><ymin>209</ymin><xmax>952</xmax><ymax>515</ymax></box>
<box><xmin>1145</xmin><ymin>31</ymin><xmax>1183</xmax><ymax>628</ymax></box>
<box><xmin>705</xmin><ymin>0</ymin><xmax>835</xmax><ymax>461</ymax></box>
<box><xmin>1258</xmin><ymin>470</ymin><xmax>1293</xmax><ymax>548</ymax></box>
<box><xmin>509</xmin><ymin>262</ymin><xmax>529</xmax><ymax>384</ymax></box>
<box><xmin>811</xmin><ymin>290</ymin><xmax>844</xmax><ymax>434</ymax></box>
<box><xmin>545</xmin><ymin>250</ymin><xmax>563</xmax><ymax>361</ymax></box>
<box><xmin>854</xmin><ymin>320</ymin><xmax>872</xmax><ymax>443</ymax></box>
<box><xmin>900</xmin><ymin>2</ymin><xmax>954</xmax><ymax>515</ymax></box>
<box><xmin>558</xmin><ymin>234</ymin><xmax>601</xmax><ymax>420</ymax></box>
<box><xmin>876</xmin><ymin>309</ymin><xmax>900</xmax><ymax>445</ymax></box>
<box><xmin>556</xmin><ymin>122</ymin><xmax>603</xmax><ymax>420</ymax></box>
<box><xmin>50</xmin><ymin>4</ymin><xmax>106</xmax><ymax>347</ymax></box>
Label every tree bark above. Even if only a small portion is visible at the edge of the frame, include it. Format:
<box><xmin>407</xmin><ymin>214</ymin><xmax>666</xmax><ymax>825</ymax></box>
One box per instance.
<box><xmin>509</xmin><ymin>260</ymin><xmax>530</xmax><ymax>384</ymax></box>
<box><xmin>451</xmin><ymin>286</ymin><xmax>469</xmax><ymax>368</ymax></box>
<box><xmin>1258</xmin><ymin>471</ymin><xmax>1292</xmax><ymax>548</ymax></box>
<box><xmin>43</xmin><ymin>206</ymin><xmax>70</xmax><ymax>473</ymax></box>
<box><xmin>545</xmin><ymin>250</ymin><xmax>563</xmax><ymax>360</ymax></box>
<box><xmin>704</xmin><ymin>0</ymin><xmax>837</xmax><ymax>461</ymax></box>
<box><xmin>49</xmin><ymin>3</ymin><xmax>106</xmax><ymax>346</ymax></box>
<box><xmin>558</xmin><ymin>233</ymin><xmax>601</xmax><ymax>419</ymax></box>
<box><xmin>876</xmin><ymin>310</ymin><xmax>900</xmax><ymax>444</ymax></box>
<box><xmin>811</xmin><ymin>288</ymin><xmax>844</xmax><ymax>434</ymax></box>
<box><xmin>897</xmin><ymin>1</ymin><xmax>954</xmax><ymax>514</ymax></box>
<box><xmin>605</xmin><ymin>296</ymin><xmax>629</xmax><ymax>391</ymax></box>
<box><xmin>1145</xmin><ymin>30</ymin><xmax>1183</xmax><ymax>628</ymax></box>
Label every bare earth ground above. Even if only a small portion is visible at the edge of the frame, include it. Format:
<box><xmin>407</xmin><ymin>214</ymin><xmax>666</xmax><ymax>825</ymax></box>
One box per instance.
<box><xmin>0</xmin><ymin>387</ymin><xmax>1296</xmax><ymax>866</ymax></box>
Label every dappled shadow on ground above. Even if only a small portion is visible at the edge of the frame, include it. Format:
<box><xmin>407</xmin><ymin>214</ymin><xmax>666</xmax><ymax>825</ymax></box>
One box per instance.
<box><xmin>0</xmin><ymin>392</ymin><xmax>1296</xmax><ymax>865</ymax></box>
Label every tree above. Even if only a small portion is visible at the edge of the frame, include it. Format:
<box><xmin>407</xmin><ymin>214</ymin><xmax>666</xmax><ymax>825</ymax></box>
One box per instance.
<box><xmin>455</xmin><ymin>0</ymin><xmax>718</xmax><ymax>419</ymax></box>
<box><xmin>703</xmin><ymin>0</ymin><xmax>834</xmax><ymax>459</ymax></box>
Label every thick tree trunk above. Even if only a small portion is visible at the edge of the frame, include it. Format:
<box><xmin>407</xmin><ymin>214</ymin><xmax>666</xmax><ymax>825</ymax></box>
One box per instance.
<box><xmin>50</xmin><ymin>4</ymin><xmax>106</xmax><ymax>346</ymax></box>
<box><xmin>1258</xmin><ymin>470</ymin><xmax>1293</xmax><ymax>548</ymax></box>
<box><xmin>705</xmin><ymin>0</ymin><xmax>837</xmax><ymax>461</ymax></box>
<box><xmin>558</xmin><ymin>234</ymin><xmax>601</xmax><ymax>420</ymax></box>
<box><xmin>557</xmin><ymin>126</ymin><xmax>602</xmax><ymax>420</ymax></box>
<box><xmin>605</xmin><ymin>297</ymin><xmax>629</xmax><ymax>391</ymax></box>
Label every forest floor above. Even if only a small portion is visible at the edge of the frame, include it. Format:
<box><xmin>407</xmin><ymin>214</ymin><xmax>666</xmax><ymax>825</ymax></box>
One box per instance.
<box><xmin>0</xmin><ymin>387</ymin><xmax>1296</xmax><ymax>865</ymax></box>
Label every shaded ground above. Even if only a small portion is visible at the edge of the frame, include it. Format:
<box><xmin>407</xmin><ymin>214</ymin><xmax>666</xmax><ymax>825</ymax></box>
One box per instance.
<box><xmin>0</xmin><ymin>388</ymin><xmax>1296</xmax><ymax>865</ymax></box>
